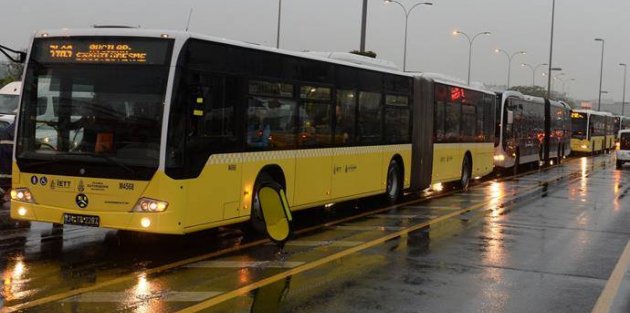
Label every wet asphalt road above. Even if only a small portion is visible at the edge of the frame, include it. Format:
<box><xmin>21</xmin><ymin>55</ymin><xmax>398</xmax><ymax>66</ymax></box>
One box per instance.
<box><xmin>1</xmin><ymin>154</ymin><xmax>628</xmax><ymax>313</ymax></box>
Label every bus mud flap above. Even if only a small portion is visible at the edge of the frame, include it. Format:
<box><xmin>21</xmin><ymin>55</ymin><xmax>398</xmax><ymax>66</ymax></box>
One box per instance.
<box><xmin>258</xmin><ymin>184</ymin><xmax>293</xmax><ymax>245</ymax></box>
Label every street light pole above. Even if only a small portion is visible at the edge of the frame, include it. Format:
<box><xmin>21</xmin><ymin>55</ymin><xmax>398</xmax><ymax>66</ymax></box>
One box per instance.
<box><xmin>595</xmin><ymin>38</ymin><xmax>605</xmax><ymax>111</ymax></box>
<box><xmin>276</xmin><ymin>0</ymin><xmax>282</xmax><ymax>49</ymax></box>
<box><xmin>521</xmin><ymin>63</ymin><xmax>548</xmax><ymax>87</ymax></box>
<box><xmin>623</xmin><ymin>63</ymin><xmax>628</xmax><ymax>116</ymax></box>
<box><xmin>384</xmin><ymin>0</ymin><xmax>433</xmax><ymax>71</ymax></box>
<box><xmin>546</xmin><ymin>0</ymin><xmax>556</xmax><ymax>99</ymax></box>
<box><xmin>360</xmin><ymin>0</ymin><xmax>368</xmax><ymax>52</ymax></box>
<box><xmin>453</xmin><ymin>30</ymin><xmax>491</xmax><ymax>85</ymax></box>
<box><xmin>496</xmin><ymin>49</ymin><xmax>527</xmax><ymax>89</ymax></box>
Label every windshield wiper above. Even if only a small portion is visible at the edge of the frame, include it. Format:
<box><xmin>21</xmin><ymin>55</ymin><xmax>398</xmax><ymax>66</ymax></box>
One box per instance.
<box><xmin>55</xmin><ymin>152</ymin><xmax>136</xmax><ymax>175</ymax></box>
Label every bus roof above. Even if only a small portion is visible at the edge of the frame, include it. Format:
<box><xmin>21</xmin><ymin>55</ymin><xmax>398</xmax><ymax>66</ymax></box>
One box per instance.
<box><xmin>412</xmin><ymin>72</ymin><xmax>495</xmax><ymax>95</ymax></box>
<box><xmin>572</xmin><ymin>109</ymin><xmax>613</xmax><ymax>116</ymax></box>
<box><xmin>32</xmin><ymin>28</ymin><xmax>416</xmax><ymax>78</ymax></box>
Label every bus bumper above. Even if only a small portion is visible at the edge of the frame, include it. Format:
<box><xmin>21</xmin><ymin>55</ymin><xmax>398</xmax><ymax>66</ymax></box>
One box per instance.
<box><xmin>10</xmin><ymin>201</ymin><xmax>184</xmax><ymax>234</ymax></box>
<box><xmin>571</xmin><ymin>139</ymin><xmax>591</xmax><ymax>153</ymax></box>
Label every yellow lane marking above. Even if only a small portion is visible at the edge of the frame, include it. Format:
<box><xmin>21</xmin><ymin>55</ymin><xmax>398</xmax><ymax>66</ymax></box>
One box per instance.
<box><xmin>1</xmin><ymin>156</ymin><xmax>591</xmax><ymax>313</ymax></box>
<box><xmin>591</xmin><ymin>239</ymin><xmax>630</xmax><ymax>313</ymax></box>
<box><xmin>185</xmin><ymin>260</ymin><xmax>304</xmax><ymax>269</ymax></box>
<box><xmin>61</xmin><ymin>291</ymin><xmax>221</xmax><ymax>303</ymax></box>
<box><xmin>175</xmin><ymin>169</ymin><xmax>595</xmax><ymax>313</ymax></box>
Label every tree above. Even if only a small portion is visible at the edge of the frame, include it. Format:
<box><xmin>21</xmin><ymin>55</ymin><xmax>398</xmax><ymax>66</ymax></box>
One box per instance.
<box><xmin>0</xmin><ymin>62</ymin><xmax>23</xmax><ymax>88</ymax></box>
<box><xmin>349</xmin><ymin>50</ymin><xmax>377</xmax><ymax>58</ymax></box>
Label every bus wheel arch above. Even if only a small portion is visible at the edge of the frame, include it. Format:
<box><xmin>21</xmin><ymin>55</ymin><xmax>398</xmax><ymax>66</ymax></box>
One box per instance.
<box><xmin>250</xmin><ymin>165</ymin><xmax>289</xmax><ymax>236</ymax></box>
<box><xmin>385</xmin><ymin>155</ymin><xmax>404</xmax><ymax>204</ymax></box>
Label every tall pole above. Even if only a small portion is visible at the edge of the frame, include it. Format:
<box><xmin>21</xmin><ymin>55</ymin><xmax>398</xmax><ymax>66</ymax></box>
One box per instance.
<box><xmin>360</xmin><ymin>0</ymin><xmax>368</xmax><ymax>52</ymax></box>
<box><xmin>623</xmin><ymin>64</ymin><xmax>628</xmax><ymax>115</ymax></box>
<box><xmin>521</xmin><ymin>64</ymin><xmax>535</xmax><ymax>86</ymax></box>
<box><xmin>454</xmin><ymin>31</ymin><xmax>491</xmax><ymax>85</ymax></box>
<box><xmin>496</xmin><ymin>49</ymin><xmax>526</xmax><ymax>89</ymax></box>
<box><xmin>595</xmin><ymin>38</ymin><xmax>605</xmax><ymax>111</ymax></box>
<box><xmin>384</xmin><ymin>1</ymin><xmax>432</xmax><ymax>72</ymax></box>
<box><xmin>546</xmin><ymin>0</ymin><xmax>555</xmax><ymax>99</ymax></box>
<box><xmin>276</xmin><ymin>0</ymin><xmax>282</xmax><ymax>49</ymax></box>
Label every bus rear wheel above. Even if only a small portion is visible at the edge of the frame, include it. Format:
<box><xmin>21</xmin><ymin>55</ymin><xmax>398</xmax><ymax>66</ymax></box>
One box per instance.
<box><xmin>459</xmin><ymin>155</ymin><xmax>472</xmax><ymax>191</ymax></box>
<box><xmin>385</xmin><ymin>160</ymin><xmax>402</xmax><ymax>205</ymax></box>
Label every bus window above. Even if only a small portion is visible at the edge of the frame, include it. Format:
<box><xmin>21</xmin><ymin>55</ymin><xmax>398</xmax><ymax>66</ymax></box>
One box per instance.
<box><xmin>385</xmin><ymin>95</ymin><xmax>410</xmax><ymax>144</ymax></box>
<box><xmin>461</xmin><ymin>103</ymin><xmax>476</xmax><ymax>142</ymax></box>
<box><xmin>357</xmin><ymin>91</ymin><xmax>382</xmax><ymax>144</ymax></box>
<box><xmin>334</xmin><ymin>90</ymin><xmax>356</xmax><ymax>145</ymax></box>
<box><xmin>444</xmin><ymin>98</ymin><xmax>461</xmax><ymax>142</ymax></box>
<box><xmin>247</xmin><ymin>97</ymin><xmax>297</xmax><ymax>149</ymax></box>
<box><xmin>434</xmin><ymin>84</ymin><xmax>447</xmax><ymax>142</ymax></box>
<box><xmin>621</xmin><ymin>133</ymin><xmax>630</xmax><ymax>150</ymax></box>
<box><xmin>298</xmin><ymin>86</ymin><xmax>332</xmax><ymax>147</ymax></box>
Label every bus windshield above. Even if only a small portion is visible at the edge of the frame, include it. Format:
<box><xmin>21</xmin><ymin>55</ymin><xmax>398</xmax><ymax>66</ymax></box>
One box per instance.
<box><xmin>0</xmin><ymin>94</ymin><xmax>19</xmax><ymax>115</ymax></box>
<box><xmin>571</xmin><ymin>112</ymin><xmax>588</xmax><ymax>139</ymax></box>
<box><xmin>16</xmin><ymin>37</ymin><xmax>172</xmax><ymax>179</ymax></box>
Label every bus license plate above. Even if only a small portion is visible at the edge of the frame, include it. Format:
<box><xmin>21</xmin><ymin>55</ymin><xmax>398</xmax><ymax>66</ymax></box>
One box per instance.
<box><xmin>63</xmin><ymin>214</ymin><xmax>100</xmax><ymax>227</ymax></box>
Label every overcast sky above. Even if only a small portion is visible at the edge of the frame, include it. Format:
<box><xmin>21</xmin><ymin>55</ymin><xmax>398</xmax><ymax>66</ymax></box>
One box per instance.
<box><xmin>1</xmin><ymin>0</ymin><xmax>629</xmax><ymax>105</ymax></box>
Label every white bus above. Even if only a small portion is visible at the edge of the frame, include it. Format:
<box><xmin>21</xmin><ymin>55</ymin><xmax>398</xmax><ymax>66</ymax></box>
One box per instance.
<box><xmin>0</xmin><ymin>81</ymin><xmax>20</xmax><ymax>128</ymax></box>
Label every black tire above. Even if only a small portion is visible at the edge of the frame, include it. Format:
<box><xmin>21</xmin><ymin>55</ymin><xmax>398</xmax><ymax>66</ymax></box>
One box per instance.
<box><xmin>250</xmin><ymin>173</ymin><xmax>277</xmax><ymax>234</ymax></box>
<box><xmin>512</xmin><ymin>152</ymin><xmax>520</xmax><ymax>176</ymax></box>
<box><xmin>385</xmin><ymin>160</ymin><xmax>403</xmax><ymax>204</ymax></box>
<box><xmin>617</xmin><ymin>160</ymin><xmax>623</xmax><ymax>169</ymax></box>
<box><xmin>460</xmin><ymin>155</ymin><xmax>472</xmax><ymax>191</ymax></box>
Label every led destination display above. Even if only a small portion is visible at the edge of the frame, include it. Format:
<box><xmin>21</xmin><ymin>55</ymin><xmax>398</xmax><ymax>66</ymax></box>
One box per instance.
<box><xmin>33</xmin><ymin>37</ymin><xmax>172</xmax><ymax>65</ymax></box>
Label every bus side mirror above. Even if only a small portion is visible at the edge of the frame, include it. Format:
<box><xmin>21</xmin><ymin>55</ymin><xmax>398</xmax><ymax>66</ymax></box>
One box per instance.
<box><xmin>507</xmin><ymin>110</ymin><xmax>514</xmax><ymax>124</ymax></box>
<box><xmin>17</xmin><ymin>52</ymin><xmax>26</xmax><ymax>64</ymax></box>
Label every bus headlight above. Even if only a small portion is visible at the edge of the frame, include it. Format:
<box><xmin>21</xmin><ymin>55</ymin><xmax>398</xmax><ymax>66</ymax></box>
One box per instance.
<box><xmin>493</xmin><ymin>155</ymin><xmax>505</xmax><ymax>162</ymax></box>
<box><xmin>580</xmin><ymin>145</ymin><xmax>587</xmax><ymax>149</ymax></box>
<box><xmin>11</xmin><ymin>188</ymin><xmax>35</xmax><ymax>203</ymax></box>
<box><xmin>132</xmin><ymin>198</ymin><xmax>168</xmax><ymax>213</ymax></box>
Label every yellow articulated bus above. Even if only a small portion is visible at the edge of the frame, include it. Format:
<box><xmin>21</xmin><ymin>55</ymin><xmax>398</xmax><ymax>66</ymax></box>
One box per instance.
<box><xmin>570</xmin><ymin>109</ymin><xmax>615</xmax><ymax>154</ymax></box>
<box><xmin>11</xmin><ymin>28</ymin><xmax>494</xmax><ymax>235</ymax></box>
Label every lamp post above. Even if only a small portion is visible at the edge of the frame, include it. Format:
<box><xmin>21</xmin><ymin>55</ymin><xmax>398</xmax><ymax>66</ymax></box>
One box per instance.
<box><xmin>453</xmin><ymin>30</ymin><xmax>491</xmax><ymax>85</ymax></box>
<box><xmin>276</xmin><ymin>0</ymin><xmax>282</xmax><ymax>48</ymax></box>
<box><xmin>495</xmin><ymin>49</ymin><xmax>527</xmax><ymax>89</ymax></box>
<box><xmin>546</xmin><ymin>0</ymin><xmax>556</xmax><ymax>99</ymax></box>
<box><xmin>521</xmin><ymin>63</ymin><xmax>548</xmax><ymax>86</ymax></box>
<box><xmin>620</xmin><ymin>63</ymin><xmax>627</xmax><ymax>116</ymax></box>
<box><xmin>551</xmin><ymin>72</ymin><xmax>565</xmax><ymax>95</ymax></box>
<box><xmin>384</xmin><ymin>0</ymin><xmax>433</xmax><ymax>71</ymax></box>
<box><xmin>360</xmin><ymin>0</ymin><xmax>368</xmax><ymax>52</ymax></box>
<box><xmin>595</xmin><ymin>38</ymin><xmax>605</xmax><ymax>111</ymax></box>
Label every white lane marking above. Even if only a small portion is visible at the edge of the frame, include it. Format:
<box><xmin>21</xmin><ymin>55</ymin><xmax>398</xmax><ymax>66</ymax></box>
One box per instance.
<box><xmin>185</xmin><ymin>260</ymin><xmax>305</xmax><ymax>269</ymax></box>
<box><xmin>61</xmin><ymin>291</ymin><xmax>220</xmax><ymax>303</ymax></box>
<box><xmin>591</xmin><ymin>239</ymin><xmax>630</xmax><ymax>313</ymax></box>
<box><xmin>283</xmin><ymin>240</ymin><xmax>363</xmax><ymax>247</ymax></box>
<box><xmin>332</xmin><ymin>225</ymin><xmax>406</xmax><ymax>231</ymax></box>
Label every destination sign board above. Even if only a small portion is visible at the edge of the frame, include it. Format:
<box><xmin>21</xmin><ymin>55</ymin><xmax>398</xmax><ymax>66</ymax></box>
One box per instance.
<box><xmin>33</xmin><ymin>37</ymin><xmax>173</xmax><ymax>65</ymax></box>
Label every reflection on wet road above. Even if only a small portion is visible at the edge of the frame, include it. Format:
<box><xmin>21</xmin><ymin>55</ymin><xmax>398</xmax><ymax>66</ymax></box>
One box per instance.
<box><xmin>2</xmin><ymin>155</ymin><xmax>629</xmax><ymax>313</ymax></box>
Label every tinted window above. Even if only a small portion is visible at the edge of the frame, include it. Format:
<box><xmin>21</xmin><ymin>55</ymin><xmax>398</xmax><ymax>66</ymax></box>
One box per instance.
<box><xmin>461</xmin><ymin>104</ymin><xmax>476</xmax><ymax>141</ymax></box>
<box><xmin>444</xmin><ymin>100</ymin><xmax>461</xmax><ymax>142</ymax></box>
<box><xmin>621</xmin><ymin>133</ymin><xmax>630</xmax><ymax>150</ymax></box>
<box><xmin>335</xmin><ymin>90</ymin><xmax>356</xmax><ymax>145</ymax></box>
<box><xmin>571</xmin><ymin>112</ymin><xmax>587</xmax><ymax>139</ymax></box>
<box><xmin>434</xmin><ymin>84</ymin><xmax>447</xmax><ymax>142</ymax></box>
<box><xmin>299</xmin><ymin>86</ymin><xmax>332</xmax><ymax>147</ymax></box>
<box><xmin>247</xmin><ymin>97</ymin><xmax>297</xmax><ymax>149</ymax></box>
<box><xmin>358</xmin><ymin>91</ymin><xmax>382</xmax><ymax>144</ymax></box>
